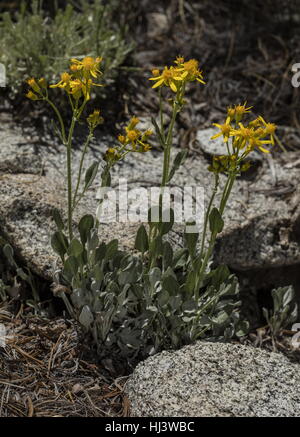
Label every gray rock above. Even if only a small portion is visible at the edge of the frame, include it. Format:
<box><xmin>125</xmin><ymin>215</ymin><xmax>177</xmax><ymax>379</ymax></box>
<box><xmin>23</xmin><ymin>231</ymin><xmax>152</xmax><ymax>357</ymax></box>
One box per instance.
<box><xmin>126</xmin><ymin>341</ymin><xmax>300</xmax><ymax>417</ymax></box>
<box><xmin>0</xmin><ymin>117</ymin><xmax>300</xmax><ymax>280</ymax></box>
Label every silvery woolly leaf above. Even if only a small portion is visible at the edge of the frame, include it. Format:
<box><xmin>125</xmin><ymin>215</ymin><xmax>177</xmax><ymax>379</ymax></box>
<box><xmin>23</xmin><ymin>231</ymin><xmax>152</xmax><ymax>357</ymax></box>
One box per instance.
<box><xmin>78</xmin><ymin>215</ymin><xmax>94</xmax><ymax>245</ymax></box>
<box><xmin>105</xmin><ymin>239</ymin><xmax>118</xmax><ymax>260</ymax></box>
<box><xmin>134</xmin><ymin>224</ymin><xmax>149</xmax><ymax>253</ymax></box>
<box><xmin>209</xmin><ymin>207</ymin><xmax>224</xmax><ymax>234</ymax></box>
<box><xmin>87</xmin><ymin>228</ymin><xmax>99</xmax><ymax>251</ymax></box>
<box><xmin>79</xmin><ymin>305</ymin><xmax>94</xmax><ymax>329</ymax></box>
<box><xmin>67</xmin><ymin>238</ymin><xmax>83</xmax><ymax>257</ymax></box>
<box><xmin>51</xmin><ymin>231</ymin><xmax>69</xmax><ymax>260</ymax></box>
<box><xmin>52</xmin><ymin>208</ymin><xmax>65</xmax><ymax>231</ymax></box>
<box><xmin>149</xmin><ymin>267</ymin><xmax>162</xmax><ymax>289</ymax></box>
<box><xmin>235</xmin><ymin>320</ymin><xmax>249</xmax><ymax>337</ymax></box>
<box><xmin>84</xmin><ymin>161</ymin><xmax>99</xmax><ymax>190</ymax></box>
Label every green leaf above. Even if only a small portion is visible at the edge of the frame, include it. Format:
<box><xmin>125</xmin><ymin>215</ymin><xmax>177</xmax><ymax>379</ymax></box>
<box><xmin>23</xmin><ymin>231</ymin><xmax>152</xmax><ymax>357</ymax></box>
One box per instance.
<box><xmin>184</xmin><ymin>269</ymin><xmax>197</xmax><ymax>293</ymax></box>
<box><xmin>151</xmin><ymin>116</ymin><xmax>165</xmax><ymax>147</ymax></box>
<box><xmin>148</xmin><ymin>267</ymin><xmax>162</xmax><ymax>289</ymax></box>
<box><xmin>95</xmin><ymin>242</ymin><xmax>106</xmax><ymax>262</ymax></box>
<box><xmin>105</xmin><ymin>239</ymin><xmax>118</xmax><ymax>260</ymax></box>
<box><xmin>93</xmin><ymin>264</ymin><xmax>104</xmax><ymax>282</ymax></box>
<box><xmin>3</xmin><ymin>244</ymin><xmax>16</xmax><ymax>267</ymax></box>
<box><xmin>16</xmin><ymin>267</ymin><xmax>29</xmax><ymax>281</ymax></box>
<box><xmin>87</xmin><ymin>229</ymin><xmax>99</xmax><ymax>251</ymax></box>
<box><xmin>211</xmin><ymin>310</ymin><xmax>229</xmax><ymax>326</ymax></box>
<box><xmin>157</xmin><ymin>289</ymin><xmax>170</xmax><ymax>307</ymax></box>
<box><xmin>101</xmin><ymin>167</ymin><xmax>111</xmax><ymax>187</ymax></box>
<box><xmin>67</xmin><ymin>238</ymin><xmax>83</xmax><ymax>257</ymax></box>
<box><xmin>162</xmin><ymin>274</ymin><xmax>179</xmax><ymax>294</ymax></box>
<box><xmin>182</xmin><ymin>300</ymin><xmax>197</xmax><ymax>314</ymax></box>
<box><xmin>134</xmin><ymin>224</ymin><xmax>149</xmax><ymax>253</ymax></box>
<box><xmin>64</xmin><ymin>255</ymin><xmax>79</xmax><ymax>278</ymax></box>
<box><xmin>160</xmin><ymin>208</ymin><xmax>174</xmax><ymax>235</ymax></box>
<box><xmin>79</xmin><ymin>305</ymin><xmax>94</xmax><ymax>330</ymax></box>
<box><xmin>184</xmin><ymin>222</ymin><xmax>199</xmax><ymax>258</ymax></box>
<box><xmin>163</xmin><ymin>241</ymin><xmax>173</xmax><ymax>270</ymax></box>
<box><xmin>210</xmin><ymin>265</ymin><xmax>230</xmax><ymax>288</ymax></box>
<box><xmin>52</xmin><ymin>208</ymin><xmax>65</xmax><ymax>231</ymax></box>
<box><xmin>84</xmin><ymin>161</ymin><xmax>99</xmax><ymax>190</ymax></box>
<box><xmin>167</xmin><ymin>150</ymin><xmax>187</xmax><ymax>182</ymax></box>
<box><xmin>209</xmin><ymin>207</ymin><xmax>224</xmax><ymax>234</ymax></box>
<box><xmin>78</xmin><ymin>214</ymin><xmax>94</xmax><ymax>245</ymax></box>
<box><xmin>149</xmin><ymin>235</ymin><xmax>163</xmax><ymax>258</ymax></box>
<box><xmin>235</xmin><ymin>320</ymin><xmax>249</xmax><ymax>337</ymax></box>
<box><xmin>51</xmin><ymin>231</ymin><xmax>69</xmax><ymax>259</ymax></box>
<box><xmin>173</xmin><ymin>248</ymin><xmax>188</xmax><ymax>269</ymax></box>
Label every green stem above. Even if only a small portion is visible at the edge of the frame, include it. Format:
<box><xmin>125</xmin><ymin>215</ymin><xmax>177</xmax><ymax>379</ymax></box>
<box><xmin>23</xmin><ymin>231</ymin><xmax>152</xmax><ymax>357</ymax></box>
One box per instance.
<box><xmin>219</xmin><ymin>173</ymin><xmax>236</xmax><ymax>215</ymax></box>
<box><xmin>72</xmin><ymin>131</ymin><xmax>93</xmax><ymax>210</ymax></box>
<box><xmin>46</xmin><ymin>98</ymin><xmax>67</xmax><ymax>144</ymax></box>
<box><xmin>194</xmin><ymin>172</ymin><xmax>236</xmax><ymax>298</ymax></box>
<box><xmin>198</xmin><ymin>172</ymin><xmax>219</xmax><ymax>262</ymax></box>
<box><xmin>66</xmin><ymin>98</ymin><xmax>88</xmax><ymax>241</ymax></box>
<box><xmin>159</xmin><ymin>88</ymin><xmax>165</xmax><ymax>143</ymax></box>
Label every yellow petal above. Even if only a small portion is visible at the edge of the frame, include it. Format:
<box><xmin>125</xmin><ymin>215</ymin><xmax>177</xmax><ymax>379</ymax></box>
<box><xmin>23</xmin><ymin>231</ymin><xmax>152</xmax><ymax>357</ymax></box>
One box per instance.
<box><xmin>258</xmin><ymin>146</ymin><xmax>270</xmax><ymax>153</ymax></box>
<box><xmin>149</xmin><ymin>76</ymin><xmax>163</xmax><ymax>81</ymax></box>
<box><xmin>170</xmin><ymin>81</ymin><xmax>177</xmax><ymax>92</ymax></box>
<box><xmin>210</xmin><ymin>133</ymin><xmax>222</xmax><ymax>140</ymax></box>
<box><xmin>152</xmin><ymin>78</ymin><xmax>164</xmax><ymax>88</ymax></box>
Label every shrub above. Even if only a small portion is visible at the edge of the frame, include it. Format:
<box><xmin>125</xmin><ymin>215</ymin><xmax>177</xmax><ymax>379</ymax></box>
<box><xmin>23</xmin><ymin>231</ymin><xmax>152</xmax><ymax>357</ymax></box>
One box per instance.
<box><xmin>0</xmin><ymin>0</ymin><xmax>133</xmax><ymax>95</ymax></box>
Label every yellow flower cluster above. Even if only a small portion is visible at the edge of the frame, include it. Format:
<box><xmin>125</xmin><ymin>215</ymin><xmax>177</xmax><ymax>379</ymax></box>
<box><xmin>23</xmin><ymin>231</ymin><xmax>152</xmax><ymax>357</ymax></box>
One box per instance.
<box><xmin>26</xmin><ymin>77</ymin><xmax>48</xmax><ymax>100</ymax></box>
<box><xmin>105</xmin><ymin>117</ymin><xmax>153</xmax><ymax>164</ymax></box>
<box><xmin>50</xmin><ymin>56</ymin><xmax>102</xmax><ymax>101</ymax></box>
<box><xmin>87</xmin><ymin>109</ymin><xmax>104</xmax><ymax>129</ymax></box>
<box><xmin>118</xmin><ymin>117</ymin><xmax>153</xmax><ymax>152</ymax></box>
<box><xmin>26</xmin><ymin>56</ymin><xmax>103</xmax><ymax>102</ymax></box>
<box><xmin>211</xmin><ymin>103</ymin><xmax>276</xmax><ymax>155</ymax></box>
<box><xmin>209</xmin><ymin>103</ymin><xmax>277</xmax><ymax>173</ymax></box>
<box><xmin>208</xmin><ymin>155</ymin><xmax>251</xmax><ymax>174</ymax></box>
<box><xmin>149</xmin><ymin>56</ymin><xmax>205</xmax><ymax>92</ymax></box>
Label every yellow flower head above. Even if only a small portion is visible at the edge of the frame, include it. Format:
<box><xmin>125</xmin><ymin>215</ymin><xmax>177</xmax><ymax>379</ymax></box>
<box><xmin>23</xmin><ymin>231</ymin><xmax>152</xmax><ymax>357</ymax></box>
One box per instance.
<box><xmin>69</xmin><ymin>79</ymin><xmax>84</xmax><ymax>100</ymax></box>
<box><xmin>151</xmin><ymin>69</ymin><xmax>160</xmax><ymax>77</ymax></box>
<box><xmin>175</xmin><ymin>56</ymin><xmax>185</xmax><ymax>65</ymax></box>
<box><xmin>142</xmin><ymin>129</ymin><xmax>153</xmax><ymax>141</ymax></box>
<box><xmin>176</xmin><ymin>58</ymin><xmax>205</xmax><ymax>84</ymax></box>
<box><xmin>227</xmin><ymin>102</ymin><xmax>252</xmax><ymax>123</ymax></box>
<box><xmin>87</xmin><ymin>109</ymin><xmax>103</xmax><ymax>128</ymax></box>
<box><xmin>211</xmin><ymin>122</ymin><xmax>233</xmax><ymax>143</ymax></box>
<box><xmin>68</xmin><ymin>77</ymin><xmax>102</xmax><ymax>101</ymax></box>
<box><xmin>27</xmin><ymin>78</ymin><xmax>40</xmax><ymax>93</ymax></box>
<box><xmin>118</xmin><ymin>118</ymin><xmax>153</xmax><ymax>153</ymax></box>
<box><xmin>50</xmin><ymin>72</ymin><xmax>72</xmax><ymax>90</ymax></box>
<box><xmin>26</xmin><ymin>90</ymin><xmax>39</xmax><ymax>101</ymax></box>
<box><xmin>233</xmin><ymin>121</ymin><xmax>274</xmax><ymax>153</ymax></box>
<box><xmin>26</xmin><ymin>77</ymin><xmax>47</xmax><ymax>99</ymax></box>
<box><xmin>70</xmin><ymin>56</ymin><xmax>102</xmax><ymax>79</ymax></box>
<box><xmin>141</xmin><ymin>143</ymin><xmax>152</xmax><ymax>152</ymax></box>
<box><xmin>105</xmin><ymin>147</ymin><xmax>121</xmax><ymax>163</ymax></box>
<box><xmin>128</xmin><ymin>116</ymin><xmax>140</xmax><ymax>129</ymax></box>
<box><xmin>38</xmin><ymin>77</ymin><xmax>47</xmax><ymax>89</ymax></box>
<box><xmin>258</xmin><ymin>116</ymin><xmax>277</xmax><ymax>145</ymax></box>
<box><xmin>149</xmin><ymin>66</ymin><xmax>182</xmax><ymax>92</ymax></box>
<box><xmin>70</xmin><ymin>64</ymin><xmax>80</xmax><ymax>73</ymax></box>
<box><xmin>127</xmin><ymin>129</ymin><xmax>140</xmax><ymax>142</ymax></box>
<box><xmin>118</xmin><ymin>135</ymin><xmax>126</xmax><ymax>144</ymax></box>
